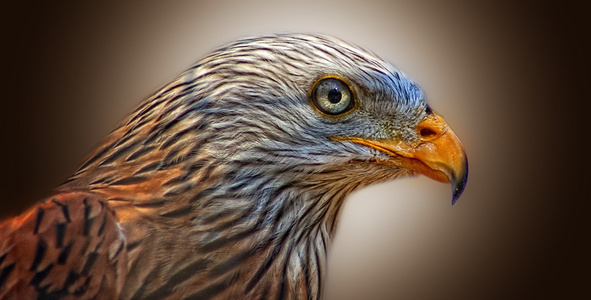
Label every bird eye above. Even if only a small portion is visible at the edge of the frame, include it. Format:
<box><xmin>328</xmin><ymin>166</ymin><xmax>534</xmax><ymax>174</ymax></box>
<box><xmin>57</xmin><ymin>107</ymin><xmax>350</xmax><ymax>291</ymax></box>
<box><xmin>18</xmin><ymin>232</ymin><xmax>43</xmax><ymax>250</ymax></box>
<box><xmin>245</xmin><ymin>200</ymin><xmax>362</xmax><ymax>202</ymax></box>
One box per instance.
<box><xmin>311</xmin><ymin>78</ymin><xmax>354</xmax><ymax>115</ymax></box>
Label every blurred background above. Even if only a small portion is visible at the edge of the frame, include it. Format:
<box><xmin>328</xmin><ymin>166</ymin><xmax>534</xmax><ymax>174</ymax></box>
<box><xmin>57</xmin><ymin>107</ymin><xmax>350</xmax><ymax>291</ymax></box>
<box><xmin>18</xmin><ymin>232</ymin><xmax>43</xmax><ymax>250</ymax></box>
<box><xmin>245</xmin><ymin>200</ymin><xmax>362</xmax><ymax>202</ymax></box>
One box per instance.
<box><xmin>1</xmin><ymin>0</ymin><xmax>587</xmax><ymax>299</ymax></box>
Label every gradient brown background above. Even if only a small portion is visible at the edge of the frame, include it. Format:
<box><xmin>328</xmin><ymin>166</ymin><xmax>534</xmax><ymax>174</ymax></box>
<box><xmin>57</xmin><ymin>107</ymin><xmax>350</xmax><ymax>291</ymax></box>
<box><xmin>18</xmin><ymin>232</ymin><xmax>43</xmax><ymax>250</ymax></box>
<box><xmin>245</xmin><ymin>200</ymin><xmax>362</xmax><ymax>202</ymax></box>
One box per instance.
<box><xmin>1</xmin><ymin>0</ymin><xmax>587</xmax><ymax>299</ymax></box>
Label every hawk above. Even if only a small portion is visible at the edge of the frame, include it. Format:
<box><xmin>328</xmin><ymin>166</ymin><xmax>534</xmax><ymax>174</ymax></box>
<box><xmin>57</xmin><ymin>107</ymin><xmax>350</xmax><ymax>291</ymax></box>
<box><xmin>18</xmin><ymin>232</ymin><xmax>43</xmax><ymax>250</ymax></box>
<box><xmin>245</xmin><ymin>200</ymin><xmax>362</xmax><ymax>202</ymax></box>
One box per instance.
<box><xmin>0</xmin><ymin>34</ymin><xmax>467</xmax><ymax>299</ymax></box>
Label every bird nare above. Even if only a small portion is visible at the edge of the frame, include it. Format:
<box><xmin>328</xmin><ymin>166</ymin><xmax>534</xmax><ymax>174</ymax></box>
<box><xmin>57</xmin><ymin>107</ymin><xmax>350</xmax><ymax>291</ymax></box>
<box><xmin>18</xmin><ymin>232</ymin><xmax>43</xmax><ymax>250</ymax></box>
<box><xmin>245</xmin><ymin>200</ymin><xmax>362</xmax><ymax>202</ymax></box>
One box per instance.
<box><xmin>0</xmin><ymin>34</ymin><xmax>468</xmax><ymax>299</ymax></box>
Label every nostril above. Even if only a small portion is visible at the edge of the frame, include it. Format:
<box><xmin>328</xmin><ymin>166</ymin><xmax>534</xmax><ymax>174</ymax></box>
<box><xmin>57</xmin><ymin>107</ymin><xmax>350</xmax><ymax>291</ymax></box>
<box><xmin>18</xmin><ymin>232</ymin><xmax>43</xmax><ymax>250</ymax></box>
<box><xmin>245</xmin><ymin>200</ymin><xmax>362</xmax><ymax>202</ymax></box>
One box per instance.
<box><xmin>420</xmin><ymin>128</ymin><xmax>438</xmax><ymax>139</ymax></box>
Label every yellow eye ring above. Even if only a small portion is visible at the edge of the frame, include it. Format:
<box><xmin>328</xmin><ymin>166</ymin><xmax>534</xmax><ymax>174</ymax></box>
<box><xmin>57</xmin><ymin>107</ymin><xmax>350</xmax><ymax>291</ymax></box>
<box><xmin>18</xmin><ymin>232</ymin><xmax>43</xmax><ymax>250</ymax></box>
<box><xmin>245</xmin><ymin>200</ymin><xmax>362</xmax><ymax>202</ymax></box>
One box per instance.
<box><xmin>310</xmin><ymin>76</ymin><xmax>355</xmax><ymax>116</ymax></box>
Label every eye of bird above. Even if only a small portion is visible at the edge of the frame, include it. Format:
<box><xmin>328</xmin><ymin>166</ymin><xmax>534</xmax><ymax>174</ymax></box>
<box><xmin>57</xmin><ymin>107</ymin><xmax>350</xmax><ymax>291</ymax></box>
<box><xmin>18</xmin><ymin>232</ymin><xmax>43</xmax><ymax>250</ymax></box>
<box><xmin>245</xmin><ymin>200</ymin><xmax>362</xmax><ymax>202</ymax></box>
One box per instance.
<box><xmin>311</xmin><ymin>77</ymin><xmax>354</xmax><ymax>115</ymax></box>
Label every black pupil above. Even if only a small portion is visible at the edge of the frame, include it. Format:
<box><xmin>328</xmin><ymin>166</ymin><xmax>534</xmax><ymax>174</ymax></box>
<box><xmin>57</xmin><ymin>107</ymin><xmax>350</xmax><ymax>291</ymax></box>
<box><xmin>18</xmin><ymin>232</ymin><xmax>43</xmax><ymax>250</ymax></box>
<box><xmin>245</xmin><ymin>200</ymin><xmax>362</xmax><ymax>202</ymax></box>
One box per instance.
<box><xmin>327</xmin><ymin>88</ymin><xmax>342</xmax><ymax>104</ymax></box>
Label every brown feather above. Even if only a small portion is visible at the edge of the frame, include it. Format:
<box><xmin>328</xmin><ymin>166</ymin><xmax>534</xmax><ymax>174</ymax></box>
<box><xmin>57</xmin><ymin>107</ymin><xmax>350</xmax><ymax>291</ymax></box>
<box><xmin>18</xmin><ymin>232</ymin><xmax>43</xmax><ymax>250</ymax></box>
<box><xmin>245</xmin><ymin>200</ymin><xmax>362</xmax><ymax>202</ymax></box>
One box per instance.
<box><xmin>0</xmin><ymin>192</ymin><xmax>127</xmax><ymax>299</ymax></box>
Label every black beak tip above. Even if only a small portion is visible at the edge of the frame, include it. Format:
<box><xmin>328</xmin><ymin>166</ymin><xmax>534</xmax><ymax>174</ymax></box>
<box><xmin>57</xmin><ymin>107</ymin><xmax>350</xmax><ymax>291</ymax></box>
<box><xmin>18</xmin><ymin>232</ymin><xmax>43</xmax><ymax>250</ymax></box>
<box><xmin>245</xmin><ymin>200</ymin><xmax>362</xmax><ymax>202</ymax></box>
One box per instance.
<box><xmin>450</xmin><ymin>159</ymin><xmax>469</xmax><ymax>206</ymax></box>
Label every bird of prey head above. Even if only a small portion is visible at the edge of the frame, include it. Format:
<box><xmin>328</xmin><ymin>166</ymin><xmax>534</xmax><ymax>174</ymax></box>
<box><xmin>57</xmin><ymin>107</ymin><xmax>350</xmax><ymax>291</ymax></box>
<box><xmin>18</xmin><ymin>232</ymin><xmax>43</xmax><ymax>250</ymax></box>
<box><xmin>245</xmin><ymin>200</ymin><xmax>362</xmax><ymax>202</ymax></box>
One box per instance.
<box><xmin>0</xmin><ymin>34</ymin><xmax>467</xmax><ymax>299</ymax></box>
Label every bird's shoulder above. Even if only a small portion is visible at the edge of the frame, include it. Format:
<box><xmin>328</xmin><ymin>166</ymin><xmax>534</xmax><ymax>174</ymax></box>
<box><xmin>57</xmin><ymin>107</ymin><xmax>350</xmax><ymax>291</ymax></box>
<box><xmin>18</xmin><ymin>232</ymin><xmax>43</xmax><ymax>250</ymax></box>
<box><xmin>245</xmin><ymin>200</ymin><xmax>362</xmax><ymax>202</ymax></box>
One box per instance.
<box><xmin>0</xmin><ymin>191</ymin><xmax>127</xmax><ymax>299</ymax></box>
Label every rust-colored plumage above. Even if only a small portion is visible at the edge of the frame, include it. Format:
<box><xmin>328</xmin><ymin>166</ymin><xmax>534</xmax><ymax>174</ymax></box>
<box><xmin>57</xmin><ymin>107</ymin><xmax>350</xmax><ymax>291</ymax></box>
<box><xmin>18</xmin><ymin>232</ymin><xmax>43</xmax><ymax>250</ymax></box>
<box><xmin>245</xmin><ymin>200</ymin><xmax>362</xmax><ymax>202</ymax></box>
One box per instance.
<box><xmin>0</xmin><ymin>192</ymin><xmax>127</xmax><ymax>299</ymax></box>
<box><xmin>1</xmin><ymin>34</ymin><xmax>467</xmax><ymax>299</ymax></box>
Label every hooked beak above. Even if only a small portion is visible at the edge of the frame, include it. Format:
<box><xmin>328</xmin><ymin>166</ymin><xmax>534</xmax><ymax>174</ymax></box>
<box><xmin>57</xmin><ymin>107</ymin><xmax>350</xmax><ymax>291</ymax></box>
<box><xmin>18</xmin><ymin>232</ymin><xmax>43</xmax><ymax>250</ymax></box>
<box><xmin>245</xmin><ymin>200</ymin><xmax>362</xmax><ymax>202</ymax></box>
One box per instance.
<box><xmin>343</xmin><ymin>112</ymin><xmax>468</xmax><ymax>205</ymax></box>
